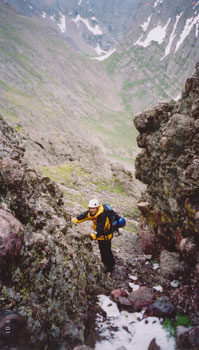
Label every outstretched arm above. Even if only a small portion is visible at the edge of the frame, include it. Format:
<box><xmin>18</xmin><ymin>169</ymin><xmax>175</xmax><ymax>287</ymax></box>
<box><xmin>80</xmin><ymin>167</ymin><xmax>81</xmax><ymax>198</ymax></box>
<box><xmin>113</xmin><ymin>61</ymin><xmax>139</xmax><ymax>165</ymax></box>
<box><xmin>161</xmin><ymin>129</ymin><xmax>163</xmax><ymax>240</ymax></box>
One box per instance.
<box><xmin>72</xmin><ymin>210</ymin><xmax>89</xmax><ymax>224</ymax></box>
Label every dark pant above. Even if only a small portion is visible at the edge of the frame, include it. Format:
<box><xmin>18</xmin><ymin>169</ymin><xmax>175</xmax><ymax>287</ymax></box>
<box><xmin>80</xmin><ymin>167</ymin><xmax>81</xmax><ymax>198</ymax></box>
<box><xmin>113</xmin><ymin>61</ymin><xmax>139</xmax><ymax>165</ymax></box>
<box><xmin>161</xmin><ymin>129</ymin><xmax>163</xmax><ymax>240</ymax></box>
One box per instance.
<box><xmin>98</xmin><ymin>240</ymin><xmax>115</xmax><ymax>272</ymax></box>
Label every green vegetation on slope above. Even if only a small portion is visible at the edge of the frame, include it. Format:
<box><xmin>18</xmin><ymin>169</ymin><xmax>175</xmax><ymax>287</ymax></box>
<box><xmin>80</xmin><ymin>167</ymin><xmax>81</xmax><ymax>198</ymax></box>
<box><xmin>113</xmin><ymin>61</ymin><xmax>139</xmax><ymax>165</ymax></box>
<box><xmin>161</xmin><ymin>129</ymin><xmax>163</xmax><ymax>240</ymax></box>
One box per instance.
<box><xmin>104</xmin><ymin>40</ymin><xmax>184</xmax><ymax>114</ymax></box>
<box><xmin>0</xmin><ymin>2</ymin><xmax>138</xmax><ymax>166</ymax></box>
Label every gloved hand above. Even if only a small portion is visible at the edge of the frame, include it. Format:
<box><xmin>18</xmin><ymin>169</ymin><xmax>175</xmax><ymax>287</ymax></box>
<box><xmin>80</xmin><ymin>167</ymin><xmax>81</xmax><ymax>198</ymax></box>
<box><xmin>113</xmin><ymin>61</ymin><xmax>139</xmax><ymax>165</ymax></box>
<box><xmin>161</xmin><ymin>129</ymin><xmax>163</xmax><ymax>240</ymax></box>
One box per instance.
<box><xmin>90</xmin><ymin>232</ymin><xmax>97</xmax><ymax>240</ymax></box>
<box><xmin>72</xmin><ymin>217</ymin><xmax>78</xmax><ymax>225</ymax></box>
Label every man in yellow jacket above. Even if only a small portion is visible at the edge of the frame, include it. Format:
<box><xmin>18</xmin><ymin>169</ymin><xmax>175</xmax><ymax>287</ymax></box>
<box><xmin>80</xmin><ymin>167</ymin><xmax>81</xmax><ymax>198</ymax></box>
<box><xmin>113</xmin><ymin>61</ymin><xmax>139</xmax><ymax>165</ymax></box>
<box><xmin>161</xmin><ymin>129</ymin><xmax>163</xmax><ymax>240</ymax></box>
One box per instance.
<box><xmin>72</xmin><ymin>198</ymin><xmax>115</xmax><ymax>274</ymax></box>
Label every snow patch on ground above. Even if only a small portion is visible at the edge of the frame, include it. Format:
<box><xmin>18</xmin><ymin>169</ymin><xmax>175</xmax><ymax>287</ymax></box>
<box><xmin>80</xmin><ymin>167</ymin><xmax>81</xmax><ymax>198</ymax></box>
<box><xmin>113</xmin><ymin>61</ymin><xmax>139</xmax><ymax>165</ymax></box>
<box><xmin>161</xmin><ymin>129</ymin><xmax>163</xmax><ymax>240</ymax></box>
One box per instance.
<box><xmin>161</xmin><ymin>12</ymin><xmax>183</xmax><ymax>60</ymax></box>
<box><xmin>152</xmin><ymin>263</ymin><xmax>159</xmax><ymax>270</ymax></box>
<box><xmin>129</xmin><ymin>274</ymin><xmax>138</xmax><ymax>281</ymax></box>
<box><xmin>58</xmin><ymin>13</ymin><xmax>66</xmax><ymax>33</ymax></box>
<box><xmin>175</xmin><ymin>14</ymin><xmax>199</xmax><ymax>51</ymax></box>
<box><xmin>95</xmin><ymin>295</ymin><xmax>176</xmax><ymax>350</ymax></box>
<box><xmin>129</xmin><ymin>282</ymin><xmax>140</xmax><ymax>291</ymax></box>
<box><xmin>134</xmin><ymin>19</ymin><xmax>170</xmax><ymax>47</ymax></box>
<box><xmin>170</xmin><ymin>280</ymin><xmax>179</xmax><ymax>288</ymax></box>
<box><xmin>141</xmin><ymin>15</ymin><xmax>152</xmax><ymax>31</ymax></box>
<box><xmin>154</xmin><ymin>0</ymin><xmax>164</xmax><ymax>8</ymax></box>
<box><xmin>72</xmin><ymin>14</ymin><xmax>103</xmax><ymax>35</ymax></box>
<box><xmin>153</xmin><ymin>285</ymin><xmax>163</xmax><ymax>292</ymax></box>
<box><xmin>92</xmin><ymin>48</ymin><xmax>116</xmax><ymax>61</ymax></box>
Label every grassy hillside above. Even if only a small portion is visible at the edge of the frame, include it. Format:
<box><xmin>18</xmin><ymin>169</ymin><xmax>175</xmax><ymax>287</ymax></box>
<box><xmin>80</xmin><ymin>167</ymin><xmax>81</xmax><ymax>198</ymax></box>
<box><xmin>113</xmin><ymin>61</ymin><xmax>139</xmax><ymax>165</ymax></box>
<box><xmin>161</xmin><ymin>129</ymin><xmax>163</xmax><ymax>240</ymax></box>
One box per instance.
<box><xmin>0</xmin><ymin>2</ymin><xmax>138</xmax><ymax>170</ymax></box>
<box><xmin>103</xmin><ymin>42</ymin><xmax>180</xmax><ymax>114</ymax></box>
<box><xmin>103</xmin><ymin>31</ymin><xmax>197</xmax><ymax>114</ymax></box>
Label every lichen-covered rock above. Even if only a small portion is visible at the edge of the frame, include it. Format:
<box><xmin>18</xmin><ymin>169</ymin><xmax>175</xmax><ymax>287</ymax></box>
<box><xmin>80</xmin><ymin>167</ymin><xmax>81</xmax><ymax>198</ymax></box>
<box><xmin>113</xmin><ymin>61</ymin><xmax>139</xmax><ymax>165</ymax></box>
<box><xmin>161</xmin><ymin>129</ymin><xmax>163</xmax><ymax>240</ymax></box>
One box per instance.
<box><xmin>0</xmin><ymin>209</ymin><xmax>24</xmax><ymax>264</ymax></box>
<box><xmin>0</xmin><ymin>115</ymin><xmax>108</xmax><ymax>349</ymax></box>
<box><xmin>134</xmin><ymin>62</ymin><xmax>199</xmax><ymax>271</ymax></box>
<box><xmin>160</xmin><ymin>250</ymin><xmax>185</xmax><ymax>280</ymax></box>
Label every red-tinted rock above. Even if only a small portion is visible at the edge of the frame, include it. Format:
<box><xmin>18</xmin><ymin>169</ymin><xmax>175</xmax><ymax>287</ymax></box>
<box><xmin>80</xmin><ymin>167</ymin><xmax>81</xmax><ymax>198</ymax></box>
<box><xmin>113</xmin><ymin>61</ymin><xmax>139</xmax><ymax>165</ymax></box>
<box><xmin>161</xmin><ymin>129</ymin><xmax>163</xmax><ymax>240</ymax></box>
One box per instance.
<box><xmin>0</xmin><ymin>209</ymin><xmax>24</xmax><ymax>264</ymax></box>
<box><xmin>148</xmin><ymin>338</ymin><xmax>161</xmax><ymax>350</ymax></box>
<box><xmin>128</xmin><ymin>286</ymin><xmax>154</xmax><ymax>310</ymax></box>
<box><xmin>138</xmin><ymin>219</ymin><xmax>159</xmax><ymax>256</ymax></box>
<box><xmin>110</xmin><ymin>289</ymin><xmax>128</xmax><ymax>302</ymax></box>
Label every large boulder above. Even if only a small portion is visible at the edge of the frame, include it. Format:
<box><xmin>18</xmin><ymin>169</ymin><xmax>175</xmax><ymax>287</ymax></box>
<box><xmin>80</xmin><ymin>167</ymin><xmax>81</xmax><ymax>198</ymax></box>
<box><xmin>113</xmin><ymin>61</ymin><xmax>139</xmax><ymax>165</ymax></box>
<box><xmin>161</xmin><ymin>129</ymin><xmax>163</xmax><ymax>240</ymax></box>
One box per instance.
<box><xmin>0</xmin><ymin>209</ymin><xmax>24</xmax><ymax>264</ymax></box>
<box><xmin>128</xmin><ymin>286</ymin><xmax>154</xmax><ymax>310</ymax></box>
<box><xmin>146</xmin><ymin>296</ymin><xmax>175</xmax><ymax>318</ymax></box>
<box><xmin>160</xmin><ymin>250</ymin><xmax>185</xmax><ymax>280</ymax></box>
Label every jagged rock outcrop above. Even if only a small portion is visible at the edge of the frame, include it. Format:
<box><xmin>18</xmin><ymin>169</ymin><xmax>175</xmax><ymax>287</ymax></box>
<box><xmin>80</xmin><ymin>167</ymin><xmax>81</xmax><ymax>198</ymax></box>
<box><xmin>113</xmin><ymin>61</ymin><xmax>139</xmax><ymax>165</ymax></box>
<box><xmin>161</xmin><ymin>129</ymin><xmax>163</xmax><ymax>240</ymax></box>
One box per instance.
<box><xmin>0</xmin><ymin>115</ymin><xmax>108</xmax><ymax>349</ymax></box>
<box><xmin>134</xmin><ymin>63</ymin><xmax>199</xmax><ymax>271</ymax></box>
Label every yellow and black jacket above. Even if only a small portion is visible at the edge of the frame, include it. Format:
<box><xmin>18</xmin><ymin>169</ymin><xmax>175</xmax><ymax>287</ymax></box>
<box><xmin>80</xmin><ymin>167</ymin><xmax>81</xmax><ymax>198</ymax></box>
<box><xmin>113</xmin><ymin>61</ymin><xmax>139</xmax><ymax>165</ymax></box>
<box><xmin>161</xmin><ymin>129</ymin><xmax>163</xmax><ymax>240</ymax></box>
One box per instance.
<box><xmin>74</xmin><ymin>205</ymin><xmax>112</xmax><ymax>240</ymax></box>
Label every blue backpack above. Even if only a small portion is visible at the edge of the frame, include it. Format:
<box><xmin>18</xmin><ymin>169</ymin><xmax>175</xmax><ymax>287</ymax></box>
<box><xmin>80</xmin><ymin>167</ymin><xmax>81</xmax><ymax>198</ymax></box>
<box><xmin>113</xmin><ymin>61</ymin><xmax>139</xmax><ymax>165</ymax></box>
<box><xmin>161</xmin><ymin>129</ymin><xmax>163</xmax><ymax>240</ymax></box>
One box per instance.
<box><xmin>103</xmin><ymin>204</ymin><xmax>126</xmax><ymax>234</ymax></box>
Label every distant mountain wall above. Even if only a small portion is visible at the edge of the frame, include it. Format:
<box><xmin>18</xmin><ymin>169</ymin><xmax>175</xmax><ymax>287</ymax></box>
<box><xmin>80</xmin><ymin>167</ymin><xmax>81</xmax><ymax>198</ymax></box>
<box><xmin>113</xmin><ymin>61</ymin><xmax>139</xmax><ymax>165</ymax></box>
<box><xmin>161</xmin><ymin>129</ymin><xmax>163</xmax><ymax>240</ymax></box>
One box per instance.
<box><xmin>0</xmin><ymin>1</ymin><xmax>137</xmax><ymax>171</ymax></box>
<box><xmin>2</xmin><ymin>0</ymin><xmax>141</xmax><ymax>55</ymax></box>
<box><xmin>106</xmin><ymin>0</ymin><xmax>199</xmax><ymax>113</ymax></box>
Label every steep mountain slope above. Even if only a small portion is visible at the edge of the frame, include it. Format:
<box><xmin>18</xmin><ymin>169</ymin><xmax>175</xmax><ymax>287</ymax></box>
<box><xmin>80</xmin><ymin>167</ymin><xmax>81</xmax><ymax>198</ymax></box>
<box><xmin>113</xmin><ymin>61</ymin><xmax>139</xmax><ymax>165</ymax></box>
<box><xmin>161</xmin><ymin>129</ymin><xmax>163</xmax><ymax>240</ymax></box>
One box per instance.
<box><xmin>105</xmin><ymin>0</ymin><xmax>199</xmax><ymax>113</ymax></box>
<box><xmin>2</xmin><ymin>0</ymin><xmax>141</xmax><ymax>56</ymax></box>
<box><xmin>0</xmin><ymin>1</ymin><xmax>137</xmax><ymax>171</ymax></box>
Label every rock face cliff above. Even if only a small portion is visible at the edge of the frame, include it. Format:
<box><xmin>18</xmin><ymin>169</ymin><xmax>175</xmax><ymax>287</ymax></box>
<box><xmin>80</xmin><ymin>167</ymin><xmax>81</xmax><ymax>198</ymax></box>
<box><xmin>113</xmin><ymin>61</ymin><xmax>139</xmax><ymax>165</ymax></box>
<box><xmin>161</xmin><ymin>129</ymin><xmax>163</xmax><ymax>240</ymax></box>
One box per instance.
<box><xmin>134</xmin><ymin>62</ymin><xmax>199</xmax><ymax>270</ymax></box>
<box><xmin>0</xmin><ymin>115</ymin><xmax>107</xmax><ymax>349</ymax></box>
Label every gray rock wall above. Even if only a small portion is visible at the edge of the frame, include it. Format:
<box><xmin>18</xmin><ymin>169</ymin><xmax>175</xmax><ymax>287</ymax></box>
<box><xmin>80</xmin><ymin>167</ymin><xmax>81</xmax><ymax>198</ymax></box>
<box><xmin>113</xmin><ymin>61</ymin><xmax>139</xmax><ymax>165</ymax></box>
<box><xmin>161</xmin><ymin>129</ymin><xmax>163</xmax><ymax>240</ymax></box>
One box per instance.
<box><xmin>134</xmin><ymin>63</ymin><xmax>199</xmax><ymax>268</ymax></box>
